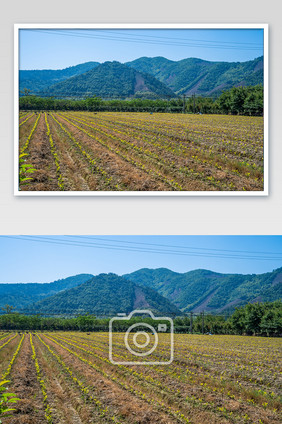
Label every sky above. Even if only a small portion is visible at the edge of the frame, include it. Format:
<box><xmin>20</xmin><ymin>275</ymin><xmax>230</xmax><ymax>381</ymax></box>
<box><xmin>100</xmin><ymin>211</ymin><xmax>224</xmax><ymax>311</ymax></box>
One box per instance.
<box><xmin>18</xmin><ymin>27</ymin><xmax>264</xmax><ymax>70</ymax></box>
<box><xmin>0</xmin><ymin>235</ymin><xmax>281</xmax><ymax>283</ymax></box>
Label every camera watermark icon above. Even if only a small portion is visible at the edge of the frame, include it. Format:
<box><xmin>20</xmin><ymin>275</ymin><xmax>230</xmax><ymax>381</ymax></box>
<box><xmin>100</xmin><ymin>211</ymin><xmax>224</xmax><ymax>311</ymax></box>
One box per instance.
<box><xmin>109</xmin><ymin>309</ymin><xmax>174</xmax><ymax>365</ymax></box>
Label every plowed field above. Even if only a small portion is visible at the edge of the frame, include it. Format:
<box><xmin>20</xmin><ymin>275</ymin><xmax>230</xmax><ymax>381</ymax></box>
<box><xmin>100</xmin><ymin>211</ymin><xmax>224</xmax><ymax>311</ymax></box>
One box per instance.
<box><xmin>18</xmin><ymin>112</ymin><xmax>264</xmax><ymax>192</ymax></box>
<box><xmin>1</xmin><ymin>332</ymin><xmax>280</xmax><ymax>423</ymax></box>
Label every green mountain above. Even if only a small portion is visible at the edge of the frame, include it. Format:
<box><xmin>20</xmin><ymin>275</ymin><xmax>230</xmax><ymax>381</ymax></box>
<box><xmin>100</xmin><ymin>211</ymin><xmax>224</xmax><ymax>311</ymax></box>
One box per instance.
<box><xmin>27</xmin><ymin>273</ymin><xmax>182</xmax><ymax>316</ymax></box>
<box><xmin>126</xmin><ymin>56</ymin><xmax>263</xmax><ymax>96</ymax></box>
<box><xmin>19</xmin><ymin>56</ymin><xmax>263</xmax><ymax>100</ymax></box>
<box><xmin>0</xmin><ymin>274</ymin><xmax>93</xmax><ymax>311</ymax></box>
<box><xmin>19</xmin><ymin>61</ymin><xmax>100</xmax><ymax>94</ymax></box>
<box><xmin>123</xmin><ymin>267</ymin><xmax>282</xmax><ymax>313</ymax></box>
<box><xmin>45</xmin><ymin>61</ymin><xmax>177</xmax><ymax>99</ymax></box>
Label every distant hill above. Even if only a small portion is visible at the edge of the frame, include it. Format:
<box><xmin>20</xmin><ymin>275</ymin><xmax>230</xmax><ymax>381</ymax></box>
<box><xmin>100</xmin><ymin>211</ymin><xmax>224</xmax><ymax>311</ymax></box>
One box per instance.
<box><xmin>0</xmin><ymin>274</ymin><xmax>93</xmax><ymax>311</ymax></box>
<box><xmin>44</xmin><ymin>61</ymin><xmax>177</xmax><ymax>99</ymax></box>
<box><xmin>1</xmin><ymin>267</ymin><xmax>279</xmax><ymax>317</ymax></box>
<box><xmin>19</xmin><ymin>56</ymin><xmax>263</xmax><ymax>100</ymax></box>
<box><xmin>126</xmin><ymin>56</ymin><xmax>264</xmax><ymax>97</ymax></box>
<box><xmin>26</xmin><ymin>273</ymin><xmax>182</xmax><ymax>316</ymax></box>
<box><xmin>123</xmin><ymin>267</ymin><xmax>282</xmax><ymax>313</ymax></box>
<box><xmin>19</xmin><ymin>61</ymin><xmax>100</xmax><ymax>94</ymax></box>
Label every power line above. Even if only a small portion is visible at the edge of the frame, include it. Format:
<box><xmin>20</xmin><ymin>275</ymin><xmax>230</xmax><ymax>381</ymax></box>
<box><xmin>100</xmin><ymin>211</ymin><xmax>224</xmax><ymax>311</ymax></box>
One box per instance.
<box><xmin>88</xmin><ymin>29</ymin><xmax>262</xmax><ymax>46</ymax></box>
<box><xmin>25</xmin><ymin>29</ymin><xmax>263</xmax><ymax>51</ymax></box>
<box><xmin>1</xmin><ymin>236</ymin><xmax>282</xmax><ymax>261</ymax></box>
<box><xmin>66</xmin><ymin>235</ymin><xmax>282</xmax><ymax>256</ymax></box>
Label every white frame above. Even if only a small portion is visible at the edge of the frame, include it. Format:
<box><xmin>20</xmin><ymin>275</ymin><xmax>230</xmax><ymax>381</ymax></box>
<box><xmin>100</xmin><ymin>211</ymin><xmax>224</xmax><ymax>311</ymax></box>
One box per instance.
<box><xmin>14</xmin><ymin>23</ymin><xmax>269</xmax><ymax>196</ymax></box>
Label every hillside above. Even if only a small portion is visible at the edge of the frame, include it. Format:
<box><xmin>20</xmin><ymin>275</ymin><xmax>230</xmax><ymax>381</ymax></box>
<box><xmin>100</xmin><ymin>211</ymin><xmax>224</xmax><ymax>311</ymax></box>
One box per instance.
<box><xmin>19</xmin><ymin>61</ymin><xmax>100</xmax><ymax>94</ymax></box>
<box><xmin>45</xmin><ymin>61</ymin><xmax>177</xmax><ymax>99</ymax></box>
<box><xmin>26</xmin><ymin>273</ymin><xmax>182</xmax><ymax>316</ymax></box>
<box><xmin>19</xmin><ymin>56</ymin><xmax>263</xmax><ymax>100</ymax></box>
<box><xmin>123</xmin><ymin>267</ymin><xmax>282</xmax><ymax>313</ymax></box>
<box><xmin>0</xmin><ymin>274</ymin><xmax>93</xmax><ymax>311</ymax></box>
<box><xmin>126</xmin><ymin>56</ymin><xmax>263</xmax><ymax>97</ymax></box>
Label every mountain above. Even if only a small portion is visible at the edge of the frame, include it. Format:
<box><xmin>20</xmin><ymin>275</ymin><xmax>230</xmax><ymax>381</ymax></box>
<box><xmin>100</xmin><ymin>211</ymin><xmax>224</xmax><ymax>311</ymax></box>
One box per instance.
<box><xmin>0</xmin><ymin>274</ymin><xmax>93</xmax><ymax>311</ymax></box>
<box><xmin>126</xmin><ymin>56</ymin><xmax>263</xmax><ymax>97</ymax></box>
<box><xmin>45</xmin><ymin>61</ymin><xmax>177</xmax><ymax>99</ymax></box>
<box><xmin>19</xmin><ymin>61</ymin><xmax>100</xmax><ymax>94</ymax></box>
<box><xmin>27</xmin><ymin>273</ymin><xmax>182</xmax><ymax>316</ymax></box>
<box><xmin>123</xmin><ymin>267</ymin><xmax>282</xmax><ymax>313</ymax></box>
<box><xmin>20</xmin><ymin>56</ymin><xmax>263</xmax><ymax>100</ymax></box>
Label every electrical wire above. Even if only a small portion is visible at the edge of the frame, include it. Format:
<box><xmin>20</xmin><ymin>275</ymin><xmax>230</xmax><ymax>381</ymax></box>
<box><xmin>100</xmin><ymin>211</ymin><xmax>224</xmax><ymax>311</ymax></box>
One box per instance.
<box><xmin>24</xmin><ymin>29</ymin><xmax>262</xmax><ymax>51</ymax></box>
<box><xmin>1</xmin><ymin>236</ymin><xmax>281</xmax><ymax>261</ymax></box>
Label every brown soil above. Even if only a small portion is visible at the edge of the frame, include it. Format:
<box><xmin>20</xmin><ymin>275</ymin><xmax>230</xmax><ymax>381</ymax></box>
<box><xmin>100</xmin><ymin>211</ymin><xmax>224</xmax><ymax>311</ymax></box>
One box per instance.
<box><xmin>54</xmin><ymin>113</ymin><xmax>170</xmax><ymax>191</ymax></box>
<box><xmin>40</xmin><ymin>334</ymin><xmax>178</xmax><ymax>424</ymax></box>
<box><xmin>20</xmin><ymin>114</ymin><xmax>59</xmax><ymax>191</ymax></box>
<box><xmin>6</xmin><ymin>334</ymin><xmax>46</xmax><ymax>424</ymax></box>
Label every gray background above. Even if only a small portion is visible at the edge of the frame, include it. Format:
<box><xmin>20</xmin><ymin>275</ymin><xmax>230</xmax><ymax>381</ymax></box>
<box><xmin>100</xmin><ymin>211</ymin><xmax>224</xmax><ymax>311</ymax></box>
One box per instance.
<box><xmin>1</xmin><ymin>0</ymin><xmax>280</xmax><ymax>235</ymax></box>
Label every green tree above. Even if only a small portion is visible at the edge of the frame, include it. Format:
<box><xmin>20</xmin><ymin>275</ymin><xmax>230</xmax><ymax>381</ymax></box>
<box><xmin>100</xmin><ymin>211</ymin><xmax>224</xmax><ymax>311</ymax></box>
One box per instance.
<box><xmin>1</xmin><ymin>305</ymin><xmax>14</xmax><ymax>314</ymax></box>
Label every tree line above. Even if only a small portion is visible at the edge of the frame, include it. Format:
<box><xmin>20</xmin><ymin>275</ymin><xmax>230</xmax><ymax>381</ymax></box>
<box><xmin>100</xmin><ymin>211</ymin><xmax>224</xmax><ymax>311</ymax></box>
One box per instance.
<box><xmin>19</xmin><ymin>85</ymin><xmax>263</xmax><ymax>116</ymax></box>
<box><xmin>0</xmin><ymin>301</ymin><xmax>280</xmax><ymax>336</ymax></box>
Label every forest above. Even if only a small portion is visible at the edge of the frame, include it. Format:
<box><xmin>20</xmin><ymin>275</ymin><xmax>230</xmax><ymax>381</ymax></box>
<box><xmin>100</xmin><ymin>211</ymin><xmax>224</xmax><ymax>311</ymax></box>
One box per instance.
<box><xmin>0</xmin><ymin>301</ymin><xmax>280</xmax><ymax>336</ymax></box>
<box><xmin>19</xmin><ymin>85</ymin><xmax>263</xmax><ymax>116</ymax></box>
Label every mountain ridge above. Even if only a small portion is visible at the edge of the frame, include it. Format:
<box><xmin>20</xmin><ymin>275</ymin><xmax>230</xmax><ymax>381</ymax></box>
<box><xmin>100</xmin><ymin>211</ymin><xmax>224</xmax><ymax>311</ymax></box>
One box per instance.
<box><xmin>26</xmin><ymin>273</ymin><xmax>182</xmax><ymax>316</ymax></box>
<box><xmin>126</xmin><ymin>56</ymin><xmax>263</xmax><ymax>96</ymax></box>
<box><xmin>123</xmin><ymin>267</ymin><xmax>282</xmax><ymax>313</ymax></box>
<box><xmin>44</xmin><ymin>61</ymin><xmax>177</xmax><ymax>99</ymax></box>
<box><xmin>19</xmin><ymin>55</ymin><xmax>263</xmax><ymax>99</ymax></box>
<box><xmin>1</xmin><ymin>266</ymin><xmax>280</xmax><ymax>316</ymax></box>
<box><xmin>0</xmin><ymin>274</ymin><xmax>94</xmax><ymax>310</ymax></box>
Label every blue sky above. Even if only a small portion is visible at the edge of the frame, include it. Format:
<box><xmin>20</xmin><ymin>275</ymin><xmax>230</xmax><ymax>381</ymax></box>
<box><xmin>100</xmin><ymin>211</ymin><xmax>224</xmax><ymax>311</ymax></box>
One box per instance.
<box><xmin>19</xmin><ymin>28</ymin><xmax>264</xmax><ymax>70</ymax></box>
<box><xmin>0</xmin><ymin>236</ymin><xmax>281</xmax><ymax>283</ymax></box>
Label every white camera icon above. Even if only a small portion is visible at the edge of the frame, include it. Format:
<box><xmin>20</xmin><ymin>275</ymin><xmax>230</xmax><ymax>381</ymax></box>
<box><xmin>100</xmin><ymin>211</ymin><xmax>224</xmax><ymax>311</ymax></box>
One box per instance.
<box><xmin>109</xmin><ymin>309</ymin><xmax>174</xmax><ymax>365</ymax></box>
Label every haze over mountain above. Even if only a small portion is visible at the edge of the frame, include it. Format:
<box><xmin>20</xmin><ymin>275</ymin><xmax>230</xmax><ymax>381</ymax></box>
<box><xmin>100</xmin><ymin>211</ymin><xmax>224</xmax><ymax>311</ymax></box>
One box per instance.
<box><xmin>19</xmin><ymin>56</ymin><xmax>263</xmax><ymax>99</ymax></box>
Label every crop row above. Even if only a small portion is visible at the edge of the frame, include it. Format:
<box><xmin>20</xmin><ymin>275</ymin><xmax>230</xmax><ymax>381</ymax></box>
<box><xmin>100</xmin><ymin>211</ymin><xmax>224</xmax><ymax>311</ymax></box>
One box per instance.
<box><xmin>50</xmin><ymin>332</ymin><xmax>271</xmax><ymax>424</ymax></box>
<box><xmin>50</xmin><ymin>113</ymin><xmax>121</xmax><ymax>190</ymax></box>
<box><xmin>74</xmin><ymin>112</ymin><xmax>263</xmax><ymax>170</ymax></box>
<box><xmin>62</xmin><ymin>332</ymin><xmax>281</xmax><ymax>414</ymax></box>
<box><xmin>30</xmin><ymin>334</ymin><xmax>53</xmax><ymax>423</ymax></box>
<box><xmin>43</xmin><ymin>333</ymin><xmax>194</xmax><ymax>424</ymax></box>
<box><xmin>57</xmin><ymin>113</ymin><xmax>184</xmax><ymax>190</ymax></box>
<box><xmin>36</xmin><ymin>333</ymin><xmax>123</xmax><ymax>423</ymax></box>
<box><xmin>62</xmin><ymin>112</ymin><xmax>261</xmax><ymax>190</ymax></box>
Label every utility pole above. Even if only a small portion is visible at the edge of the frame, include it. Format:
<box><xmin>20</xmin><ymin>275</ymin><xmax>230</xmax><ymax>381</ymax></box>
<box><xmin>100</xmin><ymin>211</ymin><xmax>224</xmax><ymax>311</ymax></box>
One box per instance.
<box><xmin>202</xmin><ymin>311</ymin><xmax>205</xmax><ymax>334</ymax></box>
<box><xmin>190</xmin><ymin>312</ymin><xmax>193</xmax><ymax>334</ymax></box>
<box><xmin>193</xmin><ymin>94</ymin><xmax>196</xmax><ymax>114</ymax></box>
<box><xmin>183</xmin><ymin>94</ymin><xmax>186</xmax><ymax>114</ymax></box>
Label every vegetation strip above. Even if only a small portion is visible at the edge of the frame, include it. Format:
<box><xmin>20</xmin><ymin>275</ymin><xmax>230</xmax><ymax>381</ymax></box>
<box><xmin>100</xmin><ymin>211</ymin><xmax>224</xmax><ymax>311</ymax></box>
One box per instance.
<box><xmin>53</xmin><ymin>333</ymin><xmax>254</xmax><ymax>422</ymax></box>
<box><xmin>58</xmin><ymin>113</ymin><xmax>184</xmax><ymax>190</ymax></box>
<box><xmin>50</xmin><ymin>113</ymin><xmax>120</xmax><ymax>190</ymax></box>
<box><xmin>43</xmin><ymin>333</ymin><xmax>193</xmax><ymax>423</ymax></box>
<box><xmin>44</xmin><ymin>113</ymin><xmax>64</xmax><ymax>190</ymax></box>
<box><xmin>0</xmin><ymin>334</ymin><xmax>17</xmax><ymax>353</ymax></box>
<box><xmin>1</xmin><ymin>334</ymin><xmax>24</xmax><ymax>380</ymax></box>
<box><xmin>36</xmin><ymin>333</ymin><xmax>123</xmax><ymax>424</ymax></box>
<box><xmin>20</xmin><ymin>113</ymin><xmax>41</xmax><ymax>154</ymax></box>
<box><xmin>19</xmin><ymin>113</ymin><xmax>35</xmax><ymax>127</ymax></box>
<box><xmin>30</xmin><ymin>334</ymin><xmax>53</xmax><ymax>423</ymax></box>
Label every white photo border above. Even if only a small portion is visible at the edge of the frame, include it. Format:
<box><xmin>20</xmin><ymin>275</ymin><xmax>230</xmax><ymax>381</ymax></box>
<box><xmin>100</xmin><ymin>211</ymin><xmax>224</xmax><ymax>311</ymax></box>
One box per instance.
<box><xmin>14</xmin><ymin>23</ymin><xmax>269</xmax><ymax>197</ymax></box>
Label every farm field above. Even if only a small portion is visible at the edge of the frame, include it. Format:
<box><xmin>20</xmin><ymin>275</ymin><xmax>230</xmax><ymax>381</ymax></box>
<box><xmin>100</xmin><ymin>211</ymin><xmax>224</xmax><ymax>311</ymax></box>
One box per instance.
<box><xmin>1</xmin><ymin>332</ymin><xmax>281</xmax><ymax>424</ymax></box>
<box><xmin>18</xmin><ymin>111</ymin><xmax>264</xmax><ymax>192</ymax></box>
